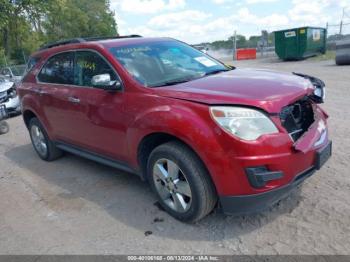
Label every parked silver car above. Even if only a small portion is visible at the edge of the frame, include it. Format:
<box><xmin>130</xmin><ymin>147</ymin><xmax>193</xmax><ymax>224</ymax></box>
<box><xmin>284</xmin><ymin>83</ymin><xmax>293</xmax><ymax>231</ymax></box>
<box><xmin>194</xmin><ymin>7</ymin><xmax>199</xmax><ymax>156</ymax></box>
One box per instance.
<box><xmin>0</xmin><ymin>77</ymin><xmax>20</xmax><ymax>115</ymax></box>
<box><xmin>0</xmin><ymin>65</ymin><xmax>26</xmax><ymax>83</ymax></box>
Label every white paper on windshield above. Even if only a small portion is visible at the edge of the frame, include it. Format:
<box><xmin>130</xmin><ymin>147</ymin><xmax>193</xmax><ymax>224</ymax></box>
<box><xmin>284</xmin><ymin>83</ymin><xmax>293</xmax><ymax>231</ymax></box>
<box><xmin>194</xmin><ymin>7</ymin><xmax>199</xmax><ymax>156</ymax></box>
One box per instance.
<box><xmin>194</xmin><ymin>56</ymin><xmax>217</xmax><ymax>67</ymax></box>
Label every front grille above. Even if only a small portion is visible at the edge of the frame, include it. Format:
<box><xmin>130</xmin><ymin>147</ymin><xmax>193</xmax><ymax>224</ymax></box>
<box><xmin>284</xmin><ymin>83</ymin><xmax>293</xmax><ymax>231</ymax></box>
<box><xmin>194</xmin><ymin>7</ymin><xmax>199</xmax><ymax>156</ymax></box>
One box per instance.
<box><xmin>280</xmin><ymin>97</ymin><xmax>315</xmax><ymax>141</ymax></box>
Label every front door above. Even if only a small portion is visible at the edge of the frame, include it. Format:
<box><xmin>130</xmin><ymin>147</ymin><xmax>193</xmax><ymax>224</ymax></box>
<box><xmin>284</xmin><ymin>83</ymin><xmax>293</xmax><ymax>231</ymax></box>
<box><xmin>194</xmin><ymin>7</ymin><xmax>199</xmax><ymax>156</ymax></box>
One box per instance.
<box><xmin>67</xmin><ymin>50</ymin><xmax>129</xmax><ymax>162</ymax></box>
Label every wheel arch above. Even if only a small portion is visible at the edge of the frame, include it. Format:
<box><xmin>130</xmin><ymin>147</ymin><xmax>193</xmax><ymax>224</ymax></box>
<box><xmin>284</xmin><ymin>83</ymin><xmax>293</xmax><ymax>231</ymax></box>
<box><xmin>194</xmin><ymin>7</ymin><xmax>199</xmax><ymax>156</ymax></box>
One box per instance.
<box><xmin>21</xmin><ymin>103</ymin><xmax>53</xmax><ymax>139</ymax></box>
<box><xmin>137</xmin><ymin>132</ymin><xmax>182</xmax><ymax>179</ymax></box>
<box><xmin>127</xmin><ymin>102</ymin><xmax>228</xmax><ymax>195</ymax></box>
<box><xmin>23</xmin><ymin>109</ymin><xmax>37</xmax><ymax>129</ymax></box>
<box><xmin>137</xmin><ymin>132</ymin><xmax>218</xmax><ymax>196</ymax></box>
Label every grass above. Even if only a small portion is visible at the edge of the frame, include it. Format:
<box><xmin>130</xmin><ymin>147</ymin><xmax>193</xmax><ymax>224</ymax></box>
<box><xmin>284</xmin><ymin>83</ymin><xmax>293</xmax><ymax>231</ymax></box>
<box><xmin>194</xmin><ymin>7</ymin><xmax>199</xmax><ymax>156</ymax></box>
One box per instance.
<box><xmin>310</xmin><ymin>51</ymin><xmax>336</xmax><ymax>61</ymax></box>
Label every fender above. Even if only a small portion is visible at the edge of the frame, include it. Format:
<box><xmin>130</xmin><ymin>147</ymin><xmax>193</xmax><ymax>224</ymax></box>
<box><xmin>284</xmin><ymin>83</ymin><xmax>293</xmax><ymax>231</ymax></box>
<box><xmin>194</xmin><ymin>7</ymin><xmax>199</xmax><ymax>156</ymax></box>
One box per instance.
<box><xmin>125</xmin><ymin>101</ymin><xmax>233</xmax><ymax>194</ymax></box>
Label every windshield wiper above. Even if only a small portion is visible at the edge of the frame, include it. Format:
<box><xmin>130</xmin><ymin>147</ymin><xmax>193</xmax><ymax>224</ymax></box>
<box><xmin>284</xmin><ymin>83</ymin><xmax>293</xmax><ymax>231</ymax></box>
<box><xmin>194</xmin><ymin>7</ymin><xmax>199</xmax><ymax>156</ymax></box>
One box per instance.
<box><xmin>151</xmin><ymin>77</ymin><xmax>199</xmax><ymax>87</ymax></box>
<box><xmin>203</xmin><ymin>69</ymin><xmax>230</xmax><ymax>77</ymax></box>
<box><xmin>151</xmin><ymin>68</ymin><xmax>233</xmax><ymax>87</ymax></box>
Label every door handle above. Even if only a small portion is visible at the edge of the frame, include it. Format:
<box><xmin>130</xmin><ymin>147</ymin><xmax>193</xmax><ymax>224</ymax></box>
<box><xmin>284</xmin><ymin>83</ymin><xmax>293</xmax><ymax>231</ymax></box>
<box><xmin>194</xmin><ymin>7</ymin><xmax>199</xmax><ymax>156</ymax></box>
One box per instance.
<box><xmin>68</xmin><ymin>96</ymin><xmax>80</xmax><ymax>104</ymax></box>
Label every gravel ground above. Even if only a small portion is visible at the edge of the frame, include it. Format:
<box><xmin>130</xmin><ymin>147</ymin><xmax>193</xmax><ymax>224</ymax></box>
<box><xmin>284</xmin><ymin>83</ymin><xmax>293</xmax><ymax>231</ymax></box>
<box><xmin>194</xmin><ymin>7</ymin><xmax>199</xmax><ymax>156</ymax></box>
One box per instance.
<box><xmin>0</xmin><ymin>58</ymin><xmax>349</xmax><ymax>255</ymax></box>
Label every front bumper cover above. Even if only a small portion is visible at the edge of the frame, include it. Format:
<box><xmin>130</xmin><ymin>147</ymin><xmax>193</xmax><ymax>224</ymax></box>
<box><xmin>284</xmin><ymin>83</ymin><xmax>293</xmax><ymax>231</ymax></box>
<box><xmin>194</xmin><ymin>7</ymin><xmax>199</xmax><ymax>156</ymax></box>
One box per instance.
<box><xmin>220</xmin><ymin>166</ymin><xmax>316</xmax><ymax>215</ymax></box>
<box><xmin>220</xmin><ymin>139</ymin><xmax>332</xmax><ymax>216</ymax></box>
<box><xmin>0</xmin><ymin>96</ymin><xmax>20</xmax><ymax>114</ymax></box>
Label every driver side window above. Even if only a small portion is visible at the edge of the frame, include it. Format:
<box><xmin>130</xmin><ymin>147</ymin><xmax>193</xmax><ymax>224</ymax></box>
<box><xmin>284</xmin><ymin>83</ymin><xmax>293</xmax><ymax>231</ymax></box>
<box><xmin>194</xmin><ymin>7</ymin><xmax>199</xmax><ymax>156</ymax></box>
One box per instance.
<box><xmin>74</xmin><ymin>51</ymin><xmax>118</xmax><ymax>87</ymax></box>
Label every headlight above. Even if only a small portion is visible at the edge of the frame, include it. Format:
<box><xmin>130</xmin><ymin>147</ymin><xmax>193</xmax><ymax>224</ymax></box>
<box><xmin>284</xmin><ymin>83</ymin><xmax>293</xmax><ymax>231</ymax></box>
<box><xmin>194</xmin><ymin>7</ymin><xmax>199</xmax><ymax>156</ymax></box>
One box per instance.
<box><xmin>292</xmin><ymin>72</ymin><xmax>325</xmax><ymax>103</ymax></box>
<box><xmin>210</xmin><ymin>106</ymin><xmax>278</xmax><ymax>141</ymax></box>
<box><xmin>7</xmin><ymin>88</ymin><xmax>17</xmax><ymax>99</ymax></box>
<box><xmin>313</xmin><ymin>85</ymin><xmax>325</xmax><ymax>102</ymax></box>
<box><xmin>7</xmin><ymin>84</ymin><xmax>17</xmax><ymax>99</ymax></box>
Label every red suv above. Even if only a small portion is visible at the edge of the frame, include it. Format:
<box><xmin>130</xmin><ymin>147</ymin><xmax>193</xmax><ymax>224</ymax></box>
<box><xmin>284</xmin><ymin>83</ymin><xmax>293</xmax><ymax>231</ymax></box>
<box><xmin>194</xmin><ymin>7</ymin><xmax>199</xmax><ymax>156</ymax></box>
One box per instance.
<box><xmin>18</xmin><ymin>36</ymin><xmax>331</xmax><ymax>222</ymax></box>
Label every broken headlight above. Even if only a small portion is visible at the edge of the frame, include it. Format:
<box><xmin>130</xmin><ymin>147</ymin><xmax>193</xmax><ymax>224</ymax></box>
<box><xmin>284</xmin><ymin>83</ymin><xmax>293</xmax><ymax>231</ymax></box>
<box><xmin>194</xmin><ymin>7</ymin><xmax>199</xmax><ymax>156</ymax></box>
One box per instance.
<box><xmin>293</xmin><ymin>72</ymin><xmax>325</xmax><ymax>103</ymax></box>
<box><xmin>313</xmin><ymin>85</ymin><xmax>325</xmax><ymax>103</ymax></box>
<box><xmin>210</xmin><ymin>107</ymin><xmax>278</xmax><ymax>141</ymax></box>
<box><xmin>7</xmin><ymin>84</ymin><xmax>17</xmax><ymax>99</ymax></box>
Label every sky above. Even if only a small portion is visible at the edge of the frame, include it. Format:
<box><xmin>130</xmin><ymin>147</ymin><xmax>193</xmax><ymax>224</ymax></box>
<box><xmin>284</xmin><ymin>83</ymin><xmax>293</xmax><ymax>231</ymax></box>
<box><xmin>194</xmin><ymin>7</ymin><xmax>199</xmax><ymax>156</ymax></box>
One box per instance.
<box><xmin>110</xmin><ymin>0</ymin><xmax>350</xmax><ymax>44</ymax></box>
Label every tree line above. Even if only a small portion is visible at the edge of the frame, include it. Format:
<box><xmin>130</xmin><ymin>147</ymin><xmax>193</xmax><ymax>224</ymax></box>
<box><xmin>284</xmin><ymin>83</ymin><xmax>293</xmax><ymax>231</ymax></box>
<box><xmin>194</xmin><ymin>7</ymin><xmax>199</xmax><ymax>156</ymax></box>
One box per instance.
<box><xmin>205</xmin><ymin>34</ymin><xmax>275</xmax><ymax>51</ymax></box>
<box><xmin>0</xmin><ymin>0</ymin><xmax>118</xmax><ymax>66</ymax></box>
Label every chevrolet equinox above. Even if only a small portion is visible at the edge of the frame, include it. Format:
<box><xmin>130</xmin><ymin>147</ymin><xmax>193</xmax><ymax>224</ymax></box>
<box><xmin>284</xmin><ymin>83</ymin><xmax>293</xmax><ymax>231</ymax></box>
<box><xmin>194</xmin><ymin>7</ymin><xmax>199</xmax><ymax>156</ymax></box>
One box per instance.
<box><xmin>18</xmin><ymin>36</ymin><xmax>332</xmax><ymax>222</ymax></box>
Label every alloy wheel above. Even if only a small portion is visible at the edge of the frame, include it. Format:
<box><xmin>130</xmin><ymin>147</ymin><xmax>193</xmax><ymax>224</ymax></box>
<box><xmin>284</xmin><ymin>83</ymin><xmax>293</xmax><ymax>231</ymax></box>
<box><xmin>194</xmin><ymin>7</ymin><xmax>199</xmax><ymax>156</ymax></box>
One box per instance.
<box><xmin>152</xmin><ymin>158</ymin><xmax>192</xmax><ymax>213</ymax></box>
<box><xmin>31</xmin><ymin>125</ymin><xmax>48</xmax><ymax>157</ymax></box>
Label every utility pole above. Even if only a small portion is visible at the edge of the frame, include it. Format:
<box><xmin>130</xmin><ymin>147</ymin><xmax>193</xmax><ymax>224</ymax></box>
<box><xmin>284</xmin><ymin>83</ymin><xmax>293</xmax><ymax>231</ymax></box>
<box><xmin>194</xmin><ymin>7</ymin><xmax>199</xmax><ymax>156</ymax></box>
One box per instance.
<box><xmin>233</xmin><ymin>30</ymin><xmax>237</xmax><ymax>61</ymax></box>
<box><xmin>340</xmin><ymin>7</ymin><xmax>345</xmax><ymax>35</ymax></box>
<box><xmin>340</xmin><ymin>20</ymin><xmax>343</xmax><ymax>35</ymax></box>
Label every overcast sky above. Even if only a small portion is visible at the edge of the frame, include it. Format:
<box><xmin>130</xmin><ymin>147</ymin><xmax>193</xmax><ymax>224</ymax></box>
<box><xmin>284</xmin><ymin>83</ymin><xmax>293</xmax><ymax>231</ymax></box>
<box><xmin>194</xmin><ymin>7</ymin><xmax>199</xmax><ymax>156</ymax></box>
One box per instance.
<box><xmin>110</xmin><ymin>0</ymin><xmax>350</xmax><ymax>44</ymax></box>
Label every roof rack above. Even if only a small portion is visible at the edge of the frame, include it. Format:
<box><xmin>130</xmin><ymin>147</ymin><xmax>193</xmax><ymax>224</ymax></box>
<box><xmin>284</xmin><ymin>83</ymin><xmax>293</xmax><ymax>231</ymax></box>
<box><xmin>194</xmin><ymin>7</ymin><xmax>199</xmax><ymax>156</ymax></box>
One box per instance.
<box><xmin>39</xmin><ymin>35</ymin><xmax>142</xmax><ymax>50</ymax></box>
<box><xmin>83</xmin><ymin>35</ymin><xmax>142</xmax><ymax>42</ymax></box>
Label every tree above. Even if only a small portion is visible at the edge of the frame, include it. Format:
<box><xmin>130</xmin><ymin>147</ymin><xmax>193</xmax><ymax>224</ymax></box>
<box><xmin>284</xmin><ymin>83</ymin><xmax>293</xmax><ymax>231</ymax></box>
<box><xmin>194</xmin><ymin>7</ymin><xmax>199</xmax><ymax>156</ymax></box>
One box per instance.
<box><xmin>231</xmin><ymin>35</ymin><xmax>247</xmax><ymax>48</ymax></box>
<box><xmin>43</xmin><ymin>0</ymin><xmax>117</xmax><ymax>42</ymax></box>
<box><xmin>210</xmin><ymin>40</ymin><xmax>233</xmax><ymax>50</ymax></box>
<box><xmin>248</xmin><ymin>36</ymin><xmax>260</xmax><ymax>48</ymax></box>
<box><xmin>0</xmin><ymin>1</ymin><xmax>46</xmax><ymax>57</ymax></box>
<box><xmin>0</xmin><ymin>0</ymin><xmax>118</xmax><ymax>65</ymax></box>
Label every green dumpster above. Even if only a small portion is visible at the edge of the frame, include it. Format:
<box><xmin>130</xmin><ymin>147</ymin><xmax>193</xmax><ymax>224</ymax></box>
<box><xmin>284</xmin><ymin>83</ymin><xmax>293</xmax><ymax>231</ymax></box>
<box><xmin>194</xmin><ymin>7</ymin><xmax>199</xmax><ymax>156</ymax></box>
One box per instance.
<box><xmin>274</xmin><ymin>27</ymin><xmax>327</xmax><ymax>60</ymax></box>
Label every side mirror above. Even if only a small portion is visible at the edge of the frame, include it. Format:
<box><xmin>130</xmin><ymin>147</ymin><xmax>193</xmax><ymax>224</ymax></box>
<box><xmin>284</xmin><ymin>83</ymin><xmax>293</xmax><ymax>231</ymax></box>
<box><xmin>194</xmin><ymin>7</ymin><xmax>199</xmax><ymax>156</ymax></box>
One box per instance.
<box><xmin>91</xmin><ymin>74</ymin><xmax>122</xmax><ymax>91</ymax></box>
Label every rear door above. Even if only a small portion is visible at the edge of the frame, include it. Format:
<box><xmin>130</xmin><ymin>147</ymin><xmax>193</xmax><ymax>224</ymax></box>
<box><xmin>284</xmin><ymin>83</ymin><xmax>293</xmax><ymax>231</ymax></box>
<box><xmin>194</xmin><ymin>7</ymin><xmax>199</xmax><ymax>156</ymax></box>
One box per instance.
<box><xmin>36</xmin><ymin>51</ymin><xmax>80</xmax><ymax>142</ymax></box>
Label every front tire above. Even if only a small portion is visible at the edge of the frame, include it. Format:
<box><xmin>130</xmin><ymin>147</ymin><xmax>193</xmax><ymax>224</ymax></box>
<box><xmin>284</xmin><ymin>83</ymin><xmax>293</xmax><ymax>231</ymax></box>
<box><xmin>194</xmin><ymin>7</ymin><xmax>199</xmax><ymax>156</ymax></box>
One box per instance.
<box><xmin>147</xmin><ymin>141</ymin><xmax>217</xmax><ymax>222</ymax></box>
<box><xmin>29</xmin><ymin>118</ymin><xmax>63</xmax><ymax>161</ymax></box>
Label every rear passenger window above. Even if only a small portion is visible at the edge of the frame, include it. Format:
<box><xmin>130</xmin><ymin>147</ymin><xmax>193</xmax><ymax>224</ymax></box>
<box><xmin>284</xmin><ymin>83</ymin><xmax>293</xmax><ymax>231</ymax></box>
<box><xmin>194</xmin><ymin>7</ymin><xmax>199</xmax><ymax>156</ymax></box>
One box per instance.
<box><xmin>75</xmin><ymin>51</ymin><xmax>117</xmax><ymax>87</ymax></box>
<box><xmin>38</xmin><ymin>52</ymin><xmax>74</xmax><ymax>85</ymax></box>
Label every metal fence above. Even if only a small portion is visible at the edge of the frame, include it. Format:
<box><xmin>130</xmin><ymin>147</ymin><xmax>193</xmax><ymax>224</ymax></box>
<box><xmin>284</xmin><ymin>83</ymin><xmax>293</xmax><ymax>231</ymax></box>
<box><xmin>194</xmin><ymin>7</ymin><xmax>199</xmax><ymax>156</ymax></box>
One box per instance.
<box><xmin>327</xmin><ymin>8</ymin><xmax>350</xmax><ymax>42</ymax></box>
<box><xmin>327</xmin><ymin>22</ymin><xmax>350</xmax><ymax>40</ymax></box>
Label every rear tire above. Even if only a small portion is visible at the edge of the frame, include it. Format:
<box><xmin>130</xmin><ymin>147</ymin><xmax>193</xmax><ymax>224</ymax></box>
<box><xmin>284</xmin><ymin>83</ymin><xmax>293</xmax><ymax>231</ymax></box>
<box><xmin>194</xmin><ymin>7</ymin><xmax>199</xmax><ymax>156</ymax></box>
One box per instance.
<box><xmin>147</xmin><ymin>141</ymin><xmax>217</xmax><ymax>222</ymax></box>
<box><xmin>29</xmin><ymin>118</ymin><xmax>63</xmax><ymax>161</ymax></box>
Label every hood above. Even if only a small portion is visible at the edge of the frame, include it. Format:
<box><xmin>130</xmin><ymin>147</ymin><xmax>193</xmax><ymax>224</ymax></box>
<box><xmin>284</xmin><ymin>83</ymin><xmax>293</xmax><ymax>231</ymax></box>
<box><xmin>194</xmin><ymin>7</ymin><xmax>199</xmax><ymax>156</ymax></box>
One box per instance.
<box><xmin>155</xmin><ymin>68</ymin><xmax>314</xmax><ymax>113</ymax></box>
<box><xmin>0</xmin><ymin>82</ymin><xmax>14</xmax><ymax>92</ymax></box>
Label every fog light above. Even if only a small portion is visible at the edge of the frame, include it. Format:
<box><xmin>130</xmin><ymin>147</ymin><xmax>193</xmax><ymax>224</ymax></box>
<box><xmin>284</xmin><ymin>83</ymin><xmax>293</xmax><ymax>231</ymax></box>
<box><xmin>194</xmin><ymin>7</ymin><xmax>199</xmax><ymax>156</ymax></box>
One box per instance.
<box><xmin>245</xmin><ymin>166</ymin><xmax>284</xmax><ymax>188</ymax></box>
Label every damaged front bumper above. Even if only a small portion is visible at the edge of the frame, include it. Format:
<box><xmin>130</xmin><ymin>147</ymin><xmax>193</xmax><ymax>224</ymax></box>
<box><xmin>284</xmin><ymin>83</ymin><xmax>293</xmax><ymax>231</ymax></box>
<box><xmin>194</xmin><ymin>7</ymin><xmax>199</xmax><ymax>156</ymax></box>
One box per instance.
<box><xmin>218</xmin><ymin>102</ymin><xmax>331</xmax><ymax>215</ymax></box>
<box><xmin>220</xmin><ymin>140</ymin><xmax>331</xmax><ymax>215</ymax></box>
<box><xmin>220</xmin><ymin>166</ymin><xmax>316</xmax><ymax>215</ymax></box>
<box><xmin>0</xmin><ymin>96</ymin><xmax>21</xmax><ymax>114</ymax></box>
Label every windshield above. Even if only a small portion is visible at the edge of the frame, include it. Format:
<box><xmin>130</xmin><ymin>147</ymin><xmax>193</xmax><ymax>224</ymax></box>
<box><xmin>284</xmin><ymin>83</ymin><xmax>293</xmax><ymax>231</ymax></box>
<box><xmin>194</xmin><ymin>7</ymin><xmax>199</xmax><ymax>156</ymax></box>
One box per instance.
<box><xmin>109</xmin><ymin>40</ymin><xmax>228</xmax><ymax>87</ymax></box>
